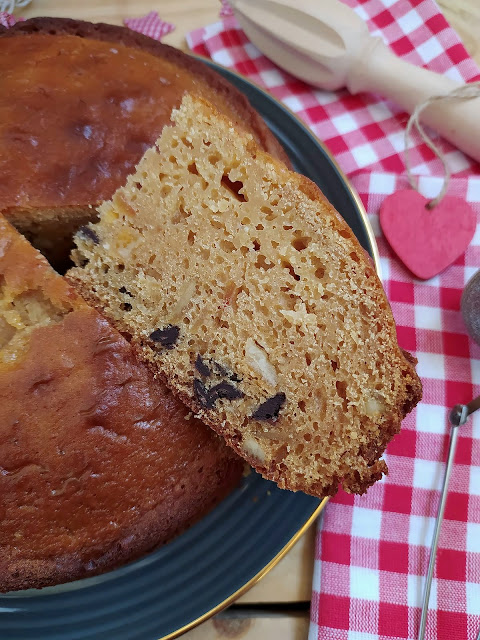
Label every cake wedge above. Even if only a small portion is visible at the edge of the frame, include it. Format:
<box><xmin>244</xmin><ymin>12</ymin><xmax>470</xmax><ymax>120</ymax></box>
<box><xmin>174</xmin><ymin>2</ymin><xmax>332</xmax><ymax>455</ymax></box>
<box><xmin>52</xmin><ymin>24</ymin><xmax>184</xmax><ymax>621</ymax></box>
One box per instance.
<box><xmin>68</xmin><ymin>94</ymin><xmax>422</xmax><ymax>498</ymax></box>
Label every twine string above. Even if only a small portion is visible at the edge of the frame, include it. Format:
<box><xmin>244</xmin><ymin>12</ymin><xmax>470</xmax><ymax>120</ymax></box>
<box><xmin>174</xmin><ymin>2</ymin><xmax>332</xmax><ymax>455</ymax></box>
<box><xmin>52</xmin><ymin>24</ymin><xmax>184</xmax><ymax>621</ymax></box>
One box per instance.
<box><xmin>404</xmin><ymin>81</ymin><xmax>480</xmax><ymax>209</ymax></box>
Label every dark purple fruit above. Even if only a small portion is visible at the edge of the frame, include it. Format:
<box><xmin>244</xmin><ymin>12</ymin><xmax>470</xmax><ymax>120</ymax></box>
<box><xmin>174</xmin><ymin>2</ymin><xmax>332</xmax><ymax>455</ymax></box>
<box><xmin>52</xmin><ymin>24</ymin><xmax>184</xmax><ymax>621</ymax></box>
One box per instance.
<box><xmin>461</xmin><ymin>270</ymin><xmax>480</xmax><ymax>346</ymax></box>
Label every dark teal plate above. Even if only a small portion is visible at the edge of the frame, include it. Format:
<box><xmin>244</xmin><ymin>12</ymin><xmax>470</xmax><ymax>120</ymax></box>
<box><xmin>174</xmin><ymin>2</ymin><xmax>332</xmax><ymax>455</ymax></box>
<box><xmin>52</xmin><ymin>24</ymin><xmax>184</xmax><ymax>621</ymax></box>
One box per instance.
<box><xmin>0</xmin><ymin>60</ymin><xmax>376</xmax><ymax>640</ymax></box>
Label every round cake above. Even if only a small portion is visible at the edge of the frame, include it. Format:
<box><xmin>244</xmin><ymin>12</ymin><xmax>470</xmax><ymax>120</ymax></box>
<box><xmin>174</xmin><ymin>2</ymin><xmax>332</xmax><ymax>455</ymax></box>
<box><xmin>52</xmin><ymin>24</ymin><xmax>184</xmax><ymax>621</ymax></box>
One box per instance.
<box><xmin>0</xmin><ymin>213</ymin><xmax>243</xmax><ymax>592</ymax></box>
<box><xmin>0</xmin><ymin>17</ymin><xmax>288</xmax><ymax>266</ymax></box>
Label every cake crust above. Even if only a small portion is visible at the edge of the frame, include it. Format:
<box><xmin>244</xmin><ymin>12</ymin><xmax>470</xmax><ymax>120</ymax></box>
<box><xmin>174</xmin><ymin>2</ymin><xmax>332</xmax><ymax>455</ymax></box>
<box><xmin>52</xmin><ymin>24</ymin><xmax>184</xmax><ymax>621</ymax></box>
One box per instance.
<box><xmin>0</xmin><ymin>213</ymin><xmax>243</xmax><ymax>592</ymax></box>
<box><xmin>0</xmin><ymin>17</ymin><xmax>287</xmax><ymax>166</ymax></box>
<box><xmin>0</xmin><ymin>17</ymin><xmax>288</xmax><ymax>266</ymax></box>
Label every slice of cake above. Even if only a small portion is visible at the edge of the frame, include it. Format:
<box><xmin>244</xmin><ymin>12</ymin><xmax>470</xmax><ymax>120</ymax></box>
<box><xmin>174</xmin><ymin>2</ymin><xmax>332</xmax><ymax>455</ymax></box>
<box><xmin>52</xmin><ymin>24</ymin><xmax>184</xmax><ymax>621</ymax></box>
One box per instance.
<box><xmin>68</xmin><ymin>94</ymin><xmax>422</xmax><ymax>498</ymax></box>
<box><xmin>0</xmin><ymin>213</ymin><xmax>243</xmax><ymax>592</ymax></box>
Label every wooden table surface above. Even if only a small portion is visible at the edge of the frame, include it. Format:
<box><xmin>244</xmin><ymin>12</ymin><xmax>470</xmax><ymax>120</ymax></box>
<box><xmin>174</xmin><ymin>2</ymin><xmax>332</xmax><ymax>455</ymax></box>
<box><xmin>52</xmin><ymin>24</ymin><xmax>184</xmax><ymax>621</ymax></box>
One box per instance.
<box><xmin>16</xmin><ymin>1</ymin><xmax>480</xmax><ymax>638</ymax></box>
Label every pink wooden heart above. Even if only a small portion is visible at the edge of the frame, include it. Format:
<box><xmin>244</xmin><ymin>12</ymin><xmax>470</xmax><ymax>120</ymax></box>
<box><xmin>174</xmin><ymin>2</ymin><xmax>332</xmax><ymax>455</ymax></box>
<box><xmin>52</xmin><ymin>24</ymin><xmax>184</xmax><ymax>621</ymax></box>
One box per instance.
<box><xmin>380</xmin><ymin>190</ymin><xmax>476</xmax><ymax>280</ymax></box>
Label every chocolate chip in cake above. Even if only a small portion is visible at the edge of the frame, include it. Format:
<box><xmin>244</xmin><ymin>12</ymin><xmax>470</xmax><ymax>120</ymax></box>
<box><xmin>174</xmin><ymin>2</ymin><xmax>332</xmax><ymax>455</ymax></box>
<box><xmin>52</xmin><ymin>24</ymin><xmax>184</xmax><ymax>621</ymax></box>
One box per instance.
<box><xmin>149</xmin><ymin>325</ymin><xmax>180</xmax><ymax>349</ymax></box>
<box><xmin>193</xmin><ymin>379</ymin><xmax>211</xmax><ymax>408</ymax></box>
<box><xmin>212</xmin><ymin>360</ymin><xmax>242</xmax><ymax>382</ymax></box>
<box><xmin>119</xmin><ymin>286</ymin><xmax>133</xmax><ymax>297</ymax></box>
<box><xmin>208</xmin><ymin>382</ymin><xmax>244</xmax><ymax>405</ymax></box>
<box><xmin>213</xmin><ymin>361</ymin><xmax>229</xmax><ymax>377</ymax></box>
<box><xmin>252</xmin><ymin>393</ymin><xmax>286</xmax><ymax>421</ymax></box>
<box><xmin>78</xmin><ymin>226</ymin><xmax>100</xmax><ymax>245</ymax></box>
<box><xmin>195</xmin><ymin>354</ymin><xmax>211</xmax><ymax>377</ymax></box>
<box><xmin>194</xmin><ymin>379</ymin><xmax>244</xmax><ymax>409</ymax></box>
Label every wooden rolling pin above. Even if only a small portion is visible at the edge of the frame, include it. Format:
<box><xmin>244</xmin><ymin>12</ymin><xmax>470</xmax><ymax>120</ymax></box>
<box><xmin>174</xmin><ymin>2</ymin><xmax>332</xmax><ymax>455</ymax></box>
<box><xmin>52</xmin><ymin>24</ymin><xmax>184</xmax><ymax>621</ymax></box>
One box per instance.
<box><xmin>229</xmin><ymin>0</ymin><xmax>480</xmax><ymax>164</ymax></box>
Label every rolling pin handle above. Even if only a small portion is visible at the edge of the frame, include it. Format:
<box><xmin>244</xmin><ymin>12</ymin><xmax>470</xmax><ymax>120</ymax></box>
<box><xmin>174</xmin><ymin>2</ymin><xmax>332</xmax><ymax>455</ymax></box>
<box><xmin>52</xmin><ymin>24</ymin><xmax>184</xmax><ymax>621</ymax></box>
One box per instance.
<box><xmin>347</xmin><ymin>38</ymin><xmax>480</xmax><ymax>165</ymax></box>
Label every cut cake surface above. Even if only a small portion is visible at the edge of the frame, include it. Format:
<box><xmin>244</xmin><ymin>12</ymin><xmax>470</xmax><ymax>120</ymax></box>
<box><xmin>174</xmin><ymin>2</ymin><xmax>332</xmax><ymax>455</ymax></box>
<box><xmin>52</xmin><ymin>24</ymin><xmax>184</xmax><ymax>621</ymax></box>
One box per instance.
<box><xmin>68</xmin><ymin>95</ymin><xmax>422</xmax><ymax>498</ymax></box>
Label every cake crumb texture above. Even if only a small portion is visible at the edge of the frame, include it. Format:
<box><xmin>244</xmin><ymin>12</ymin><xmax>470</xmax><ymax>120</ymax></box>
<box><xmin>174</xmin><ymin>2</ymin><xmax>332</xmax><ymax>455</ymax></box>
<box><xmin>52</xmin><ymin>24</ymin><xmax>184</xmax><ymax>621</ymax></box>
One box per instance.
<box><xmin>69</xmin><ymin>95</ymin><xmax>422</xmax><ymax>498</ymax></box>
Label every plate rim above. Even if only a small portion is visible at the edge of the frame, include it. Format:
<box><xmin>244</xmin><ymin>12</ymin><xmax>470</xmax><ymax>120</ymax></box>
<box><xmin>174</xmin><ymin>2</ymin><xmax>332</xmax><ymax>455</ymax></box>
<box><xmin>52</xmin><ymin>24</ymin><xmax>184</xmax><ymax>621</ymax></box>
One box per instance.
<box><xmin>158</xmin><ymin>57</ymin><xmax>381</xmax><ymax>640</ymax></box>
<box><xmin>165</xmin><ymin>496</ymin><xmax>328</xmax><ymax>639</ymax></box>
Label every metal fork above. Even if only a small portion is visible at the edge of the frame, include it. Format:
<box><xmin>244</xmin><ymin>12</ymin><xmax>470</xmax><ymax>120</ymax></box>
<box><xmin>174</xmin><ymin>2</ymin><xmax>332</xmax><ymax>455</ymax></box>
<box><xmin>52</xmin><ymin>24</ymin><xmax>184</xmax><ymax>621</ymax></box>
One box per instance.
<box><xmin>417</xmin><ymin>395</ymin><xmax>480</xmax><ymax>640</ymax></box>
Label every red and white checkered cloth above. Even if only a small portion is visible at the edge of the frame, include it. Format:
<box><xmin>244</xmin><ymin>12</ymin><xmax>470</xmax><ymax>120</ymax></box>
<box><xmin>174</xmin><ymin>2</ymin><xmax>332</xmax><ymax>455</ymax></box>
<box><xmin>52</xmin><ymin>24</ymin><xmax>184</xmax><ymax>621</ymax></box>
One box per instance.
<box><xmin>311</xmin><ymin>171</ymin><xmax>480</xmax><ymax>640</ymax></box>
<box><xmin>186</xmin><ymin>3</ymin><xmax>480</xmax><ymax>639</ymax></box>
<box><xmin>123</xmin><ymin>11</ymin><xmax>175</xmax><ymax>40</ymax></box>
<box><xmin>0</xmin><ymin>11</ymin><xmax>22</xmax><ymax>27</ymax></box>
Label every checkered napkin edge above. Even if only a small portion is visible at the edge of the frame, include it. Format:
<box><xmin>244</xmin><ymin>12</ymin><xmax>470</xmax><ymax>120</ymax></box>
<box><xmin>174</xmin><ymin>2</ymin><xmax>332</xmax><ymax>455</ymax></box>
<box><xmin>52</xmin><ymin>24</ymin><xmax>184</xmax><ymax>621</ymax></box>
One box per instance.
<box><xmin>123</xmin><ymin>11</ymin><xmax>175</xmax><ymax>41</ymax></box>
<box><xmin>0</xmin><ymin>11</ymin><xmax>22</xmax><ymax>27</ymax></box>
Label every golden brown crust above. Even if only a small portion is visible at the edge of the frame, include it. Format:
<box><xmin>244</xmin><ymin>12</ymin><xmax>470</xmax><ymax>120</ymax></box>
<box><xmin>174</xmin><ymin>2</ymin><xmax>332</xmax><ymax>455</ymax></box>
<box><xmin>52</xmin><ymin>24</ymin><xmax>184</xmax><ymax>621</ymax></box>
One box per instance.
<box><xmin>0</xmin><ymin>17</ymin><xmax>289</xmax><ymax>267</ymax></box>
<box><xmin>0</xmin><ymin>214</ymin><xmax>243</xmax><ymax>592</ymax></box>
<box><xmin>0</xmin><ymin>18</ymin><xmax>288</xmax><ymax>209</ymax></box>
<box><xmin>0</xmin><ymin>17</ymin><xmax>288</xmax><ymax>165</ymax></box>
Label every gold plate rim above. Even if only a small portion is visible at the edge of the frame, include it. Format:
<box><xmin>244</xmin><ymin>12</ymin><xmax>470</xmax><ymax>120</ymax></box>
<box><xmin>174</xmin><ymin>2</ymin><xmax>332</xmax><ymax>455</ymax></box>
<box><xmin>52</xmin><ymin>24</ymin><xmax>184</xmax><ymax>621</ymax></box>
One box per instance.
<box><xmin>163</xmin><ymin>497</ymin><xmax>328</xmax><ymax>640</ymax></box>
<box><xmin>159</xmin><ymin>55</ymin><xmax>381</xmax><ymax>640</ymax></box>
